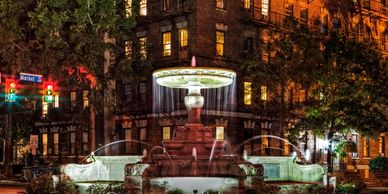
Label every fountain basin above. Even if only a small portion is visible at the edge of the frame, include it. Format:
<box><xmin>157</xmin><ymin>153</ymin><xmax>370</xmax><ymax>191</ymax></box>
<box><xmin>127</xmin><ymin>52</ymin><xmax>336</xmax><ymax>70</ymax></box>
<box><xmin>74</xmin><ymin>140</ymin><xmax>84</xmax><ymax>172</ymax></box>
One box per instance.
<box><xmin>147</xmin><ymin>177</ymin><xmax>239</xmax><ymax>194</ymax></box>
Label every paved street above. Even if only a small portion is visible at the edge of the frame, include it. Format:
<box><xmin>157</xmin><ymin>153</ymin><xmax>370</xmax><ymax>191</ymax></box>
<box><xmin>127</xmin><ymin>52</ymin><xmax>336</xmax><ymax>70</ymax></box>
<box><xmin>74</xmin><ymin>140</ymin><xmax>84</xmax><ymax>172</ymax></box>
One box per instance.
<box><xmin>0</xmin><ymin>185</ymin><xmax>26</xmax><ymax>194</ymax></box>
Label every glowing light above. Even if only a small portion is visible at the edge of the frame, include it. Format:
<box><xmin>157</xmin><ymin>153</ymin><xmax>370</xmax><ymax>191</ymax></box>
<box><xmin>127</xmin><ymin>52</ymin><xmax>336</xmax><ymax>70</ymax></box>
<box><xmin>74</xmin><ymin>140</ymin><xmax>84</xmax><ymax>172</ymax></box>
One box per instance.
<box><xmin>153</xmin><ymin>67</ymin><xmax>236</xmax><ymax>89</ymax></box>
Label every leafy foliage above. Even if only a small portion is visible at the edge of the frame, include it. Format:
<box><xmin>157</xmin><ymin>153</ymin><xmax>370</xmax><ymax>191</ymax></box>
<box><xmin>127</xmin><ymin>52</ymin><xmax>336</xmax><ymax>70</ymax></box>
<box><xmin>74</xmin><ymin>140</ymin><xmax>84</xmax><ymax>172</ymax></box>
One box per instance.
<box><xmin>311</xmin><ymin>32</ymin><xmax>388</xmax><ymax>136</ymax></box>
<box><xmin>337</xmin><ymin>182</ymin><xmax>364</xmax><ymax>194</ymax></box>
<box><xmin>241</xmin><ymin>18</ymin><xmax>323</xmax><ymax>133</ymax></box>
<box><xmin>369</xmin><ymin>156</ymin><xmax>388</xmax><ymax>174</ymax></box>
<box><xmin>86</xmin><ymin>182</ymin><xmax>124</xmax><ymax>194</ymax></box>
<box><xmin>26</xmin><ymin>174</ymin><xmax>54</xmax><ymax>194</ymax></box>
<box><xmin>166</xmin><ymin>188</ymin><xmax>185</xmax><ymax>194</ymax></box>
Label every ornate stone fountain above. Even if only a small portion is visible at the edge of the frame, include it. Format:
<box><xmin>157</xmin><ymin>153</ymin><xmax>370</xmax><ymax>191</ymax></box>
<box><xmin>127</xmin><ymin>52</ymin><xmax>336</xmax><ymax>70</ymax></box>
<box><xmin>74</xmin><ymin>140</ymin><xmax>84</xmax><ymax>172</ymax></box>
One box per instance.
<box><xmin>124</xmin><ymin>57</ymin><xmax>264</xmax><ymax>193</ymax></box>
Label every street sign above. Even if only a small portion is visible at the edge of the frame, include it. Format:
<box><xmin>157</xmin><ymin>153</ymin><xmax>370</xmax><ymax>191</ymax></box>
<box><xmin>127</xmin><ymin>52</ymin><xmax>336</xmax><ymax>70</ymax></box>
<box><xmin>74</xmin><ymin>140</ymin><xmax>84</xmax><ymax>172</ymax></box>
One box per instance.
<box><xmin>19</xmin><ymin>72</ymin><xmax>43</xmax><ymax>83</ymax></box>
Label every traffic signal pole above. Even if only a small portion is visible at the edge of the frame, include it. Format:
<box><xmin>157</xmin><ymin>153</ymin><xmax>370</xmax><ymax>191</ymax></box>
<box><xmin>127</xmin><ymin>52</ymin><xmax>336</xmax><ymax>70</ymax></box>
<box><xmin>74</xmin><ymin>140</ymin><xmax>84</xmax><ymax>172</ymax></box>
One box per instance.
<box><xmin>4</xmin><ymin>102</ymin><xmax>13</xmax><ymax>177</ymax></box>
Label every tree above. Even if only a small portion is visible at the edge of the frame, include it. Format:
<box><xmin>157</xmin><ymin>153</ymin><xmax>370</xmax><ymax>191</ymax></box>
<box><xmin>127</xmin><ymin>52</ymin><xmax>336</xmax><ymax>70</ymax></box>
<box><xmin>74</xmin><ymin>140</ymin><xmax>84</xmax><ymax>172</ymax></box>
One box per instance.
<box><xmin>241</xmin><ymin>18</ymin><xmax>323</xmax><ymax>155</ymax></box>
<box><xmin>0</xmin><ymin>0</ymin><xmax>137</xmax><ymax>177</ymax></box>
<box><xmin>300</xmin><ymin>32</ymin><xmax>388</xmax><ymax>172</ymax></box>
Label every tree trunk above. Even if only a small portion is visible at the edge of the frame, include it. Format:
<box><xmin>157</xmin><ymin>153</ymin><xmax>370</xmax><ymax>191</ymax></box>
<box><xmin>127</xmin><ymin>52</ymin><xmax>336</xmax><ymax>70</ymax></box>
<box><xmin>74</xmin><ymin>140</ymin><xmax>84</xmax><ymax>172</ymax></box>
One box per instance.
<box><xmin>327</xmin><ymin>130</ymin><xmax>334</xmax><ymax>173</ymax></box>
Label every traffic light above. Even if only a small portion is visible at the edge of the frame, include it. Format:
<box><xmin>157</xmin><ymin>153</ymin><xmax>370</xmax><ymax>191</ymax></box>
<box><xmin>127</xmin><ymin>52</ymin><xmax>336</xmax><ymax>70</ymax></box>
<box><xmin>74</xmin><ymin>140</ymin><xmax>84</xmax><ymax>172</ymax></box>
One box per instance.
<box><xmin>44</xmin><ymin>84</ymin><xmax>54</xmax><ymax>103</ymax></box>
<box><xmin>5</xmin><ymin>80</ymin><xmax>17</xmax><ymax>102</ymax></box>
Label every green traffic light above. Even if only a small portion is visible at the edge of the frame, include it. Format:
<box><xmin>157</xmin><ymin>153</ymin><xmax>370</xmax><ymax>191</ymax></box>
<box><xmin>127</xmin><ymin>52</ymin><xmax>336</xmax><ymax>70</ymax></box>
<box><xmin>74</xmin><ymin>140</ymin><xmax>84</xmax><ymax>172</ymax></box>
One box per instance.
<box><xmin>44</xmin><ymin>95</ymin><xmax>53</xmax><ymax>103</ymax></box>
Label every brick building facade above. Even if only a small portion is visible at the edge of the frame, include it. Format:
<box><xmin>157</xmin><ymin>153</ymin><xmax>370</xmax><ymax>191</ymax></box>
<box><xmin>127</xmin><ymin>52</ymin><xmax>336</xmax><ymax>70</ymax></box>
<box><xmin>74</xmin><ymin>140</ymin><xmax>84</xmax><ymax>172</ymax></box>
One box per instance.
<box><xmin>31</xmin><ymin>0</ymin><xmax>387</xmax><ymax>178</ymax></box>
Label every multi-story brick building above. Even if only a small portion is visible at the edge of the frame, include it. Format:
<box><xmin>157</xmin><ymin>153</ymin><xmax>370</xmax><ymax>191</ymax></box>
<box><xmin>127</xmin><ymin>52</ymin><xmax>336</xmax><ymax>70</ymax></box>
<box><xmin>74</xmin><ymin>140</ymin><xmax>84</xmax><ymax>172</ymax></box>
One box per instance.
<box><xmin>32</xmin><ymin>0</ymin><xmax>387</xmax><ymax>179</ymax></box>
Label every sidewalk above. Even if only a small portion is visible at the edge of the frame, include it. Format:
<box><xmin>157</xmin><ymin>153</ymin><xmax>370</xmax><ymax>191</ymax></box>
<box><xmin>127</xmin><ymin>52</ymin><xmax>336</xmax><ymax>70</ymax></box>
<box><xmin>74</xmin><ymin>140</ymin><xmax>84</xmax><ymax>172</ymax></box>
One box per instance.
<box><xmin>360</xmin><ymin>186</ymin><xmax>388</xmax><ymax>194</ymax></box>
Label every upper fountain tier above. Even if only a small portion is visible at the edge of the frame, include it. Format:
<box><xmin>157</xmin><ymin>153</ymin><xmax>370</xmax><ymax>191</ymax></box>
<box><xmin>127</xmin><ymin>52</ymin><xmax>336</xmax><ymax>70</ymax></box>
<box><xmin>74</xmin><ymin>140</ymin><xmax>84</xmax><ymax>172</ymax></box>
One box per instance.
<box><xmin>153</xmin><ymin>57</ymin><xmax>236</xmax><ymax>90</ymax></box>
<box><xmin>153</xmin><ymin>67</ymin><xmax>236</xmax><ymax>89</ymax></box>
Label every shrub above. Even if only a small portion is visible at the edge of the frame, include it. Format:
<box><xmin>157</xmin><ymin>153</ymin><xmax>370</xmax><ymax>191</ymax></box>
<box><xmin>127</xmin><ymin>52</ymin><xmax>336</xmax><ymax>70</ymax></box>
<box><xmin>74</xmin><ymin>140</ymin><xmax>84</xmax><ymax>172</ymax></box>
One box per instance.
<box><xmin>86</xmin><ymin>182</ymin><xmax>125</xmax><ymax>194</ymax></box>
<box><xmin>55</xmin><ymin>180</ymin><xmax>78</xmax><ymax>194</ymax></box>
<box><xmin>337</xmin><ymin>182</ymin><xmax>363</xmax><ymax>194</ymax></box>
<box><xmin>166</xmin><ymin>188</ymin><xmax>184</xmax><ymax>194</ymax></box>
<box><xmin>369</xmin><ymin>156</ymin><xmax>388</xmax><ymax>174</ymax></box>
<box><xmin>26</xmin><ymin>174</ymin><xmax>54</xmax><ymax>194</ymax></box>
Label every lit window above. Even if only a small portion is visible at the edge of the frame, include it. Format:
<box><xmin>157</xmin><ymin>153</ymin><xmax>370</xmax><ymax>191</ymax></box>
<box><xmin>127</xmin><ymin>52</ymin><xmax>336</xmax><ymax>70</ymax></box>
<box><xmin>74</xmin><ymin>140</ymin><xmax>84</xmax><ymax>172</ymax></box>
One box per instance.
<box><xmin>140</xmin><ymin>0</ymin><xmax>147</xmax><ymax>16</ymax></box>
<box><xmin>179</xmin><ymin>28</ymin><xmax>188</xmax><ymax>48</ymax></box>
<box><xmin>262</xmin><ymin>0</ymin><xmax>269</xmax><ymax>16</ymax></box>
<box><xmin>53</xmin><ymin>133</ymin><xmax>59</xmax><ymax>155</ymax></box>
<box><xmin>83</xmin><ymin>90</ymin><xmax>89</xmax><ymax>108</ymax></box>
<box><xmin>125</xmin><ymin>41</ymin><xmax>132</xmax><ymax>58</ymax></box>
<box><xmin>379</xmin><ymin>135</ymin><xmax>385</xmax><ymax>155</ymax></box>
<box><xmin>140</xmin><ymin>128</ymin><xmax>147</xmax><ymax>141</ymax></box>
<box><xmin>261</xmin><ymin>86</ymin><xmax>267</xmax><ymax>101</ymax></box>
<box><xmin>162</xmin><ymin>127</ymin><xmax>171</xmax><ymax>140</ymax></box>
<box><xmin>216</xmin><ymin>31</ymin><xmax>225</xmax><ymax>56</ymax></box>
<box><xmin>42</xmin><ymin>133</ymin><xmax>48</xmax><ymax>156</ymax></box>
<box><xmin>139</xmin><ymin>37</ymin><xmax>147</xmax><ymax>59</ymax></box>
<box><xmin>244</xmin><ymin>0</ymin><xmax>251</xmax><ymax>9</ymax></box>
<box><xmin>125</xmin><ymin>129</ymin><xmax>132</xmax><ymax>153</ymax></box>
<box><xmin>125</xmin><ymin>0</ymin><xmax>132</xmax><ymax>17</ymax></box>
<box><xmin>70</xmin><ymin>132</ymin><xmax>76</xmax><ymax>155</ymax></box>
<box><xmin>262</xmin><ymin>129</ymin><xmax>269</xmax><ymax>154</ymax></box>
<box><xmin>162</xmin><ymin>32</ymin><xmax>171</xmax><ymax>56</ymax></box>
<box><xmin>244</xmin><ymin>82</ymin><xmax>252</xmax><ymax>105</ymax></box>
<box><xmin>363</xmin><ymin>137</ymin><xmax>370</xmax><ymax>157</ymax></box>
<box><xmin>163</xmin><ymin>0</ymin><xmax>172</xmax><ymax>11</ymax></box>
<box><xmin>70</xmin><ymin>91</ymin><xmax>77</xmax><ymax>111</ymax></box>
<box><xmin>285</xmin><ymin>3</ymin><xmax>293</xmax><ymax>17</ymax></box>
<box><xmin>82</xmin><ymin>132</ymin><xmax>89</xmax><ymax>154</ymax></box>
<box><xmin>54</xmin><ymin>94</ymin><xmax>59</xmax><ymax>108</ymax></box>
<box><xmin>216</xmin><ymin>126</ymin><xmax>224</xmax><ymax>140</ymax></box>
<box><xmin>42</xmin><ymin>100</ymin><xmax>48</xmax><ymax>117</ymax></box>
<box><xmin>299</xmin><ymin>89</ymin><xmax>306</xmax><ymax>103</ymax></box>
<box><xmin>216</xmin><ymin>0</ymin><xmax>224</xmax><ymax>9</ymax></box>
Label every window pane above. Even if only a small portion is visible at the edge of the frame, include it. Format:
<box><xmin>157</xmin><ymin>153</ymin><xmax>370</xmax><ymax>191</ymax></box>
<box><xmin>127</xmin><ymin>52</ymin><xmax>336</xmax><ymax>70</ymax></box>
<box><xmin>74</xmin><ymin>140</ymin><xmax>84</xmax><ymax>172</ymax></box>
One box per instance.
<box><xmin>140</xmin><ymin>0</ymin><xmax>147</xmax><ymax>16</ymax></box>
<box><xmin>125</xmin><ymin>40</ymin><xmax>132</xmax><ymax>58</ymax></box>
<box><xmin>70</xmin><ymin>91</ymin><xmax>77</xmax><ymax>110</ymax></box>
<box><xmin>244</xmin><ymin>82</ymin><xmax>252</xmax><ymax>105</ymax></box>
<box><xmin>42</xmin><ymin>100</ymin><xmax>48</xmax><ymax>117</ymax></box>
<box><xmin>179</xmin><ymin>29</ymin><xmax>188</xmax><ymax>48</ymax></box>
<box><xmin>42</xmin><ymin>134</ymin><xmax>48</xmax><ymax>156</ymax></box>
<box><xmin>262</xmin><ymin>0</ymin><xmax>269</xmax><ymax>16</ymax></box>
<box><xmin>162</xmin><ymin>127</ymin><xmax>171</xmax><ymax>140</ymax></box>
<box><xmin>139</xmin><ymin>37</ymin><xmax>147</xmax><ymax>59</ymax></box>
<box><xmin>140</xmin><ymin>128</ymin><xmax>147</xmax><ymax>141</ymax></box>
<box><xmin>261</xmin><ymin>86</ymin><xmax>267</xmax><ymax>101</ymax></box>
<box><xmin>216</xmin><ymin>126</ymin><xmax>224</xmax><ymax>140</ymax></box>
<box><xmin>125</xmin><ymin>129</ymin><xmax>132</xmax><ymax>153</ymax></box>
<box><xmin>70</xmin><ymin>132</ymin><xmax>76</xmax><ymax>155</ymax></box>
<box><xmin>216</xmin><ymin>0</ymin><xmax>224</xmax><ymax>9</ymax></box>
<box><xmin>125</xmin><ymin>0</ymin><xmax>132</xmax><ymax>17</ymax></box>
<box><xmin>53</xmin><ymin>133</ymin><xmax>59</xmax><ymax>155</ymax></box>
<box><xmin>82</xmin><ymin>132</ymin><xmax>88</xmax><ymax>143</ymax></box>
<box><xmin>244</xmin><ymin>0</ymin><xmax>251</xmax><ymax>9</ymax></box>
<box><xmin>125</xmin><ymin>84</ymin><xmax>133</xmax><ymax>102</ymax></box>
<box><xmin>163</xmin><ymin>32</ymin><xmax>172</xmax><ymax>56</ymax></box>
<box><xmin>83</xmin><ymin>90</ymin><xmax>89</xmax><ymax>108</ymax></box>
<box><xmin>54</xmin><ymin>95</ymin><xmax>59</xmax><ymax>108</ymax></box>
<box><xmin>216</xmin><ymin>31</ymin><xmax>225</xmax><ymax>56</ymax></box>
<box><xmin>285</xmin><ymin>3</ymin><xmax>293</xmax><ymax>17</ymax></box>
